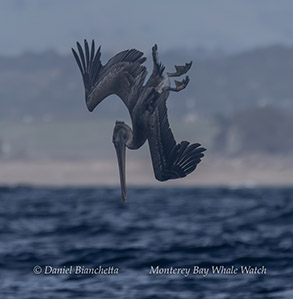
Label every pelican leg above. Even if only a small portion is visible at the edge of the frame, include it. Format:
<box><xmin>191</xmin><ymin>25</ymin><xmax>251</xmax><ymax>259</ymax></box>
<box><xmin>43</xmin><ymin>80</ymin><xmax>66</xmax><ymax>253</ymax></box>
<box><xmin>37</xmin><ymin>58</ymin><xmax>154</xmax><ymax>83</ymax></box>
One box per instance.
<box><xmin>168</xmin><ymin>76</ymin><xmax>190</xmax><ymax>92</ymax></box>
<box><xmin>167</xmin><ymin>61</ymin><xmax>192</xmax><ymax>77</ymax></box>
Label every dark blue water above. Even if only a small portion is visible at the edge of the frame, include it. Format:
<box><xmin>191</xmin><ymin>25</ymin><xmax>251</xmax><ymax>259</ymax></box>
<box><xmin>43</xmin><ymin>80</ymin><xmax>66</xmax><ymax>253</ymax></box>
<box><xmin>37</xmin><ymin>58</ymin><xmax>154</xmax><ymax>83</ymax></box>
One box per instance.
<box><xmin>0</xmin><ymin>186</ymin><xmax>292</xmax><ymax>299</ymax></box>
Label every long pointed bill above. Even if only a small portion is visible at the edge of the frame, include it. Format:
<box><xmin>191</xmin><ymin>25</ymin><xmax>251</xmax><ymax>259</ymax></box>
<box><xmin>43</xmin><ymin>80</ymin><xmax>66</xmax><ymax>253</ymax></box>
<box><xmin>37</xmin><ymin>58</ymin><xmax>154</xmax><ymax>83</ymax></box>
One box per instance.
<box><xmin>114</xmin><ymin>139</ymin><xmax>127</xmax><ymax>203</ymax></box>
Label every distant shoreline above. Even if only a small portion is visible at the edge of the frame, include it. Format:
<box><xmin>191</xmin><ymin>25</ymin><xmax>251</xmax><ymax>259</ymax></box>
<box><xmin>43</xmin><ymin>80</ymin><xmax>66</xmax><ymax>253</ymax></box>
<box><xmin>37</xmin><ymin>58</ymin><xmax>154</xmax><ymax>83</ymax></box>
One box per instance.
<box><xmin>1</xmin><ymin>156</ymin><xmax>292</xmax><ymax>187</ymax></box>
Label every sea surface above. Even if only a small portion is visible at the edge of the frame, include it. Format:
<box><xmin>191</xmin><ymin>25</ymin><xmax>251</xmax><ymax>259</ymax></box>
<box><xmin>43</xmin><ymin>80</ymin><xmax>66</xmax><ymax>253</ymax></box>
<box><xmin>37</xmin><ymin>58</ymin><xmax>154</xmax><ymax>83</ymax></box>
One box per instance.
<box><xmin>0</xmin><ymin>186</ymin><xmax>292</xmax><ymax>299</ymax></box>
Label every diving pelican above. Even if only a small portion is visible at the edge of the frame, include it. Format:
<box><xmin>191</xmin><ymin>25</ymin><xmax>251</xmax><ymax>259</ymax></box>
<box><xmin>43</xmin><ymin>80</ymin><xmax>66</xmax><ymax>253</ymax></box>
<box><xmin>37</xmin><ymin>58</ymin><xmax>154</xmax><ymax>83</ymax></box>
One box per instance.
<box><xmin>72</xmin><ymin>40</ymin><xmax>206</xmax><ymax>202</ymax></box>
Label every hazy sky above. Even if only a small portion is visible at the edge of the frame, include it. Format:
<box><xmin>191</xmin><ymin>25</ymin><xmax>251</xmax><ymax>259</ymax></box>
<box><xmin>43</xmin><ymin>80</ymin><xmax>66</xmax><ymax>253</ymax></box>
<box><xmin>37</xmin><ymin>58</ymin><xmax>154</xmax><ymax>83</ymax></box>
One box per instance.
<box><xmin>1</xmin><ymin>0</ymin><xmax>293</xmax><ymax>55</ymax></box>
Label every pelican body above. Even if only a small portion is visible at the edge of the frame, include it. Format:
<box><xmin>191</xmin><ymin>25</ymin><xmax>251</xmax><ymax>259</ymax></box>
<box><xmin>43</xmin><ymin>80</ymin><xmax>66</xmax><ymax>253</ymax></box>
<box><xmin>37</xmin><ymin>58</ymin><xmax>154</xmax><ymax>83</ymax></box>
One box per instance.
<box><xmin>72</xmin><ymin>40</ymin><xmax>206</xmax><ymax>202</ymax></box>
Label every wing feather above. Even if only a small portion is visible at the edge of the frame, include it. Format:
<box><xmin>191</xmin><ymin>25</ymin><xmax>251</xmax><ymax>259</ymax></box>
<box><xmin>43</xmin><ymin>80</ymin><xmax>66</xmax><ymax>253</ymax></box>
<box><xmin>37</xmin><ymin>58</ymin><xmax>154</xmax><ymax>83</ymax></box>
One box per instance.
<box><xmin>147</xmin><ymin>92</ymin><xmax>206</xmax><ymax>181</ymax></box>
<box><xmin>84</xmin><ymin>40</ymin><xmax>90</xmax><ymax>68</ymax></box>
<box><xmin>72</xmin><ymin>39</ymin><xmax>147</xmax><ymax>109</ymax></box>
<box><xmin>72</xmin><ymin>48</ymin><xmax>83</xmax><ymax>74</ymax></box>
<box><xmin>90</xmin><ymin>39</ymin><xmax>95</xmax><ymax>62</ymax></box>
<box><xmin>77</xmin><ymin>41</ymin><xmax>86</xmax><ymax>70</ymax></box>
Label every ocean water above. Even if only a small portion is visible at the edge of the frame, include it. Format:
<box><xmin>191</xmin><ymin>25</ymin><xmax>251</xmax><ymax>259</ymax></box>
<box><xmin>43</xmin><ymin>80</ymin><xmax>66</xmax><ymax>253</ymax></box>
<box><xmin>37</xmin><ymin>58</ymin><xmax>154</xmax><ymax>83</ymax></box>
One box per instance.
<box><xmin>0</xmin><ymin>186</ymin><xmax>292</xmax><ymax>299</ymax></box>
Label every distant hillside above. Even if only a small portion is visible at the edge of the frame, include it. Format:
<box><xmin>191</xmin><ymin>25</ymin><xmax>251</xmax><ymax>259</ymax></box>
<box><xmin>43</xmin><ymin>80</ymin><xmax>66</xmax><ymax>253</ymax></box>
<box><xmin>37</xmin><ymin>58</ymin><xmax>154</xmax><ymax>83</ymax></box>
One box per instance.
<box><xmin>193</xmin><ymin>45</ymin><xmax>293</xmax><ymax>116</ymax></box>
<box><xmin>0</xmin><ymin>45</ymin><xmax>293</xmax><ymax>121</ymax></box>
<box><xmin>213</xmin><ymin>105</ymin><xmax>293</xmax><ymax>155</ymax></box>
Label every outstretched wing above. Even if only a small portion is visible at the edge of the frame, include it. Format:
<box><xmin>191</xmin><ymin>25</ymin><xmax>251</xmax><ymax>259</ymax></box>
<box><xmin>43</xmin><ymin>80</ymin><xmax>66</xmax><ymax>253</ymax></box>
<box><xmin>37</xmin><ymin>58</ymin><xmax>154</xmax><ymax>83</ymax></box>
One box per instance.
<box><xmin>146</xmin><ymin>91</ymin><xmax>206</xmax><ymax>181</ymax></box>
<box><xmin>72</xmin><ymin>39</ymin><xmax>147</xmax><ymax>111</ymax></box>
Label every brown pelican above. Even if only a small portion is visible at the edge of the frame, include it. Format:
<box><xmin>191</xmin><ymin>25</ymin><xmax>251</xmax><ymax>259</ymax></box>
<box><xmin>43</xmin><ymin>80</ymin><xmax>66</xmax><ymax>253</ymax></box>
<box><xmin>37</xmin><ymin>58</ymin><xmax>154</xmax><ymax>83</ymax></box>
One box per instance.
<box><xmin>72</xmin><ymin>40</ymin><xmax>206</xmax><ymax>202</ymax></box>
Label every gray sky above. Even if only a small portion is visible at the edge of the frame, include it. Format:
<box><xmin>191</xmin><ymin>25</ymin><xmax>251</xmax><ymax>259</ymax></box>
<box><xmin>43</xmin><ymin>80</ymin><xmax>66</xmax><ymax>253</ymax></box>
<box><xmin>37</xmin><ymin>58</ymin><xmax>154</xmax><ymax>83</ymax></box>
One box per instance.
<box><xmin>1</xmin><ymin>0</ymin><xmax>293</xmax><ymax>55</ymax></box>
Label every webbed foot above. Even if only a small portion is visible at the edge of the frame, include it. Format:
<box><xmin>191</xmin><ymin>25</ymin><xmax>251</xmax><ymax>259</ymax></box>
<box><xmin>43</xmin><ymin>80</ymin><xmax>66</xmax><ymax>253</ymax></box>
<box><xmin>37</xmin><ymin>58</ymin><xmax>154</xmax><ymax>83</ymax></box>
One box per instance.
<box><xmin>168</xmin><ymin>76</ymin><xmax>190</xmax><ymax>92</ymax></box>
<box><xmin>167</xmin><ymin>62</ymin><xmax>192</xmax><ymax>77</ymax></box>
